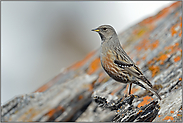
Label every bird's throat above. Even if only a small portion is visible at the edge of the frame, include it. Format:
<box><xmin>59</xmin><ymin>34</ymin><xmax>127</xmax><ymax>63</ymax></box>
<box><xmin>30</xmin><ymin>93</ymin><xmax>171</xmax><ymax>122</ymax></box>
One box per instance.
<box><xmin>99</xmin><ymin>33</ymin><xmax>105</xmax><ymax>41</ymax></box>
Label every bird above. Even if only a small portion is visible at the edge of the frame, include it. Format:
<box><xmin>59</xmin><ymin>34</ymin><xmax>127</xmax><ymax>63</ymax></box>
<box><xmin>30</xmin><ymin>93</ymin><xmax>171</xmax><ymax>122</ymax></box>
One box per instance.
<box><xmin>92</xmin><ymin>25</ymin><xmax>161</xmax><ymax>100</ymax></box>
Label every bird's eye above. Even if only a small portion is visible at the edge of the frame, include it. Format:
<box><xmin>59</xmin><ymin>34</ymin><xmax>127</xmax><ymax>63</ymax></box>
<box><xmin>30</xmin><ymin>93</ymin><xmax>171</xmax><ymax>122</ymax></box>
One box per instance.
<box><xmin>103</xmin><ymin>28</ymin><xmax>107</xmax><ymax>31</ymax></box>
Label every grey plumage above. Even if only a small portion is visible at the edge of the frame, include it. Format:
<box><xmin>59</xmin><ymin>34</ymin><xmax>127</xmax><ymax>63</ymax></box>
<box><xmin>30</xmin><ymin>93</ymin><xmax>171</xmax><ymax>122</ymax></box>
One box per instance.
<box><xmin>92</xmin><ymin>25</ymin><xmax>161</xmax><ymax>100</ymax></box>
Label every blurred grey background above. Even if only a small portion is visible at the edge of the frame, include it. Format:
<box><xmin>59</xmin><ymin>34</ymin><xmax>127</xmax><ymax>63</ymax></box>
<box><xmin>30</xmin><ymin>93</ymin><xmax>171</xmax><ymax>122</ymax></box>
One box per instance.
<box><xmin>1</xmin><ymin>1</ymin><xmax>174</xmax><ymax>105</ymax></box>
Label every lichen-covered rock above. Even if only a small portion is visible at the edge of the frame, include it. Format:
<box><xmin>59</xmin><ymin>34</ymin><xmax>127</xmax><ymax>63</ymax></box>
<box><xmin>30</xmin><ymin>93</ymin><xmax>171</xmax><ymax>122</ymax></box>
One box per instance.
<box><xmin>1</xmin><ymin>2</ymin><xmax>182</xmax><ymax>122</ymax></box>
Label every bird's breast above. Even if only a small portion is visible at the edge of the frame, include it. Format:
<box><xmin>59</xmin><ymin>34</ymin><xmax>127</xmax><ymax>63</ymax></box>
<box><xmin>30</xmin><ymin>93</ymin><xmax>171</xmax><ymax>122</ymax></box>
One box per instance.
<box><xmin>100</xmin><ymin>49</ymin><xmax>131</xmax><ymax>83</ymax></box>
<box><xmin>101</xmin><ymin>50</ymin><xmax>119</xmax><ymax>75</ymax></box>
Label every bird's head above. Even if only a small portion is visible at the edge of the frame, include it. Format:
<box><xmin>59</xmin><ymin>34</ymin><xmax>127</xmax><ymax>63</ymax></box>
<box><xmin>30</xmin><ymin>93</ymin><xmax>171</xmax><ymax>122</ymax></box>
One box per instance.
<box><xmin>92</xmin><ymin>25</ymin><xmax>117</xmax><ymax>41</ymax></box>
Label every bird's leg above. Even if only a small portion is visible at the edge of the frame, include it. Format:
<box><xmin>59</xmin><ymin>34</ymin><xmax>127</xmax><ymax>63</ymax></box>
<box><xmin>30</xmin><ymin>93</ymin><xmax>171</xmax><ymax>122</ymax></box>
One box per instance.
<box><xmin>123</xmin><ymin>84</ymin><xmax>129</xmax><ymax>98</ymax></box>
<box><xmin>129</xmin><ymin>83</ymin><xmax>132</xmax><ymax>95</ymax></box>
<box><xmin>123</xmin><ymin>83</ymin><xmax>132</xmax><ymax>98</ymax></box>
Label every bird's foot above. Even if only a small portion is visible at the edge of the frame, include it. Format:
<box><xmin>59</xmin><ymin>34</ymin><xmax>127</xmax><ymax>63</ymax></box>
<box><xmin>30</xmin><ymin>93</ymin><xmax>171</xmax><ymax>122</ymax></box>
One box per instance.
<box><xmin>124</xmin><ymin>94</ymin><xmax>139</xmax><ymax>99</ymax></box>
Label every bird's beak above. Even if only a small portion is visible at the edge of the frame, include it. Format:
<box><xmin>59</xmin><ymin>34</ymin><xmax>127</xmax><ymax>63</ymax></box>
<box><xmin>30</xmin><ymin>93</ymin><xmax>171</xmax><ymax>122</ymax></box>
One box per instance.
<box><xmin>91</xmin><ymin>28</ymin><xmax>100</xmax><ymax>32</ymax></box>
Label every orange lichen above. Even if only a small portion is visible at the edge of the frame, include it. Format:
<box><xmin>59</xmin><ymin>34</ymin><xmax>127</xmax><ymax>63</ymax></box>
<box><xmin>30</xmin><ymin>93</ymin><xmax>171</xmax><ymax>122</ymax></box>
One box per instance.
<box><xmin>180</xmin><ymin>21</ymin><xmax>182</xmax><ymax>28</ymax></box>
<box><xmin>171</xmin><ymin>23</ymin><xmax>181</xmax><ymax>36</ymax></box>
<box><xmin>140</xmin><ymin>16</ymin><xmax>154</xmax><ymax>25</ymax></box>
<box><xmin>170</xmin><ymin>1</ymin><xmax>181</xmax><ymax>9</ymax></box>
<box><xmin>179</xmin><ymin>31</ymin><xmax>182</xmax><ymax>37</ymax></box>
<box><xmin>17</xmin><ymin>108</ymin><xmax>33</xmax><ymax>121</ymax></box>
<box><xmin>16</xmin><ymin>109</ymin><xmax>33</xmax><ymax>121</ymax></box>
<box><xmin>149</xmin><ymin>66</ymin><xmax>160</xmax><ymax>77</ymax></box>
<box><xmin>164</xmin><ymin>43</ymin><xmax>180</xmax><ymax>55</ymax></box>
<box><xmin>136</xmin><ymin>61</ymin><xmax>140</xmax><ymax>65</ymax></box>
<box><xmin>147</xmin><ymin>57</ymin><xmax>157</xmax><ymax>65</ymax></box>
<box><xmin>159</xmin><ymin>54</ymin><xmax>168</xmax><ymax>65</ymax></box>
<box><xmin>174</xmin><ymin>56</ymin><xmax>181</xmax><ymax>62</ymax></box>
<box><xmin>155</xmin><ymin>7</ymin><xmax>169</xmax><ymax>20</ymax></box>
<box><xmin>177</xmin><ymin>114</ymin><xmax>181</xmax><ymax>116</ymax></box>
<box><xmin>35</xmin><ymin>74</ymin><xmax>62</xmax><ymax>92</ymax></box>
<box><xmin>35</xmin><ymin>51</ymin><xmax>100</xmax><ymax>93</ymax></box>
<box><xmin>158</xmin><ymin>115</ymin><xmax>161</xmax><ymax>117</ymax></box>
<box><xmin>88</xmin><ymin>84</ymin><xmax>94</xmax><ymax>91</ymax></box>
<box><xmin>137</xmin><ymin>110</ymin><xmax>143</xmax><ymax>115</ymax></box>
<box><xmin>67</xmin><ymin>50</ymin><xmax>96</xmax><ymax>70</ymax></box>
<box><xmin>47</xmin><ymin>106</ymin><xmax>65</xmax><ymax>117</ymax></box>
<box><xmin>78</xmin><ymin>95</ymin><xmax>83</xmax><ymax>100</ymax></box>
<box><xmin>139</xmin><ymin>110</ymin><xmax>143</xmax><ymax>112</ymax></box>
<box><xmin>136</xmin><ymin>2</ymin><xmax>181</xmax><ymax>60</ymax></box>
<box><xmin>35</xmin><ymin>83</ymin><xmax>50</xmax><ymax>92</ymax></box>
<box><xmin>135</xmin><ymin>39</ymin><xmax>160</xmax><ymax>52</ymax></box>
<box><xmin>47</xmin><ymin>109</ymin><xmax>56</xmax><ymax>117</ymax></box>
<box><xmin>57</xmin><ymin>106</ymin><xmax>65</xmax><ymax>112</ymax></box>
<box><xmin>87</xmin><ymin>57</ymin><xmax>101</xmax><ymax>75</ymax></box>
<box><xmin>142</xmin><ymin>55</ymin><xmax>146</xmax><ymax>60</ymax></box>
<box><xmin>179</xmin><ymin>77</ymin><xmax>182</xmax><ymax>81</ymax></box>
<box><xmin>170</xmin><ymin>111</ymin><xmax>174</xmax><ymax>114</ymax></box>
<box><xmin>140</xmin><ymin>2</ymin><xmax>181</xmax><ymax>25</ymax></box>
<box><xmin>135</xmin><ymin>39</ymin><xmax>150</xmax><ymax>51</ymax></box>
<box><xmin>148</xmin><ymin>42</ymin><xmax>181</xmax><ymax>67</ymax></box>
<box><xmin>159</xmin><ymin>54</ymin><xmax>168</xmax><ymax>61</ymax></box>
<box><xmin>163</xmin><ymin>116</ymin><xmax>174</xmax><ymax>121</ymax></box>
<box><xmin>180</xmin><ymin>21</ymin><xmax>182</xmax><ymax>37</ymax></box>
<box><xmin>151</xmin><ymin>40</ymin><xmax>159</xmax><ymax>50</ymax></box>
<box><xmin>137</xmin><ymin>96</ymin><xmax>153</xmax><ymax>108</ymax></box>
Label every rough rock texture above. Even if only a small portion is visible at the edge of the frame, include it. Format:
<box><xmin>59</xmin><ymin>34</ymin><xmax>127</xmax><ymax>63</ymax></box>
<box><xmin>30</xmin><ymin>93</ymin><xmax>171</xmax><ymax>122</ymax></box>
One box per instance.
<box><xmin>1</xmin><ymin>2</ymin><xmax>182</xmax><ymax>122</ymax></box>
<box><xmin>93</xmin><ymin>95</ymin><xmax>160</xmax><ymax>122</ymax></box>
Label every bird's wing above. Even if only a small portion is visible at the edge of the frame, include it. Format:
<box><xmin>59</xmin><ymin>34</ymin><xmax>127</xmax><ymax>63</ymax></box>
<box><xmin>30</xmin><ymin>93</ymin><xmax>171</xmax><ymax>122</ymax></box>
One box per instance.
<box><xmin>114</xmin><ymin>59</ymin><xmax>153</xmax><ymax>88</ymax></box>
<box><xmin>112</xmin><ymin>48</ymin><xmax>143</xmax><ymax>76</ymax></box>
<box><xmin>114</xmin><ymin>59</ymin><xmax>142</xmax><ymax>77</ymax></box>
<box><xmin>113</xmin><ymin>47</ymin><xmax>153</xmax><ymax>88</ymax></box>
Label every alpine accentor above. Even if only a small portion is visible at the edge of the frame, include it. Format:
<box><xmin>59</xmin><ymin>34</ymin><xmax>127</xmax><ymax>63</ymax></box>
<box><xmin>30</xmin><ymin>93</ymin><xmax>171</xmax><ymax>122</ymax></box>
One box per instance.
<box><xmin>92</xmin><ymin>25</ymin><xmax>161</xmax><ymax>100</ymax></box>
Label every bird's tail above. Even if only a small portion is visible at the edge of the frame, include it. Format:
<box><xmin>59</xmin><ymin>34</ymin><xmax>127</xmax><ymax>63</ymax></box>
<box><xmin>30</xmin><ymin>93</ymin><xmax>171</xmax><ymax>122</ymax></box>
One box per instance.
<box><xmin>133</xmin><ymin>80</ymin><xmax>162</xmax><ymax>100</ymax></box>
<box><xmin>140</xmin><ymin>75</ymin><xmax>153</xmax><ymax>88</ymax></box>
